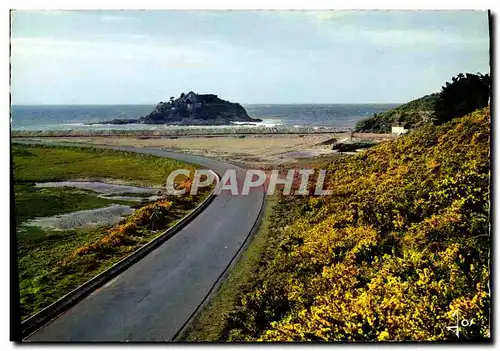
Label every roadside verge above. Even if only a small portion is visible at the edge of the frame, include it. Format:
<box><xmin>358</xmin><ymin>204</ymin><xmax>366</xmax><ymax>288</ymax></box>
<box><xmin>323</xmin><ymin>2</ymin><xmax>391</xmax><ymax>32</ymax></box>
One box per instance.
<box><xmin>21</xmin><ymin>170</ymin><xmax>219</xmax><ymax>339</ymax></box>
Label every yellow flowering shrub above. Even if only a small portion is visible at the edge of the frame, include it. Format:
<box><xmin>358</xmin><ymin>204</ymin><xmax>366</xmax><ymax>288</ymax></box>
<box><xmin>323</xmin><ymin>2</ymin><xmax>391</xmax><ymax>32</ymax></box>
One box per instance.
<box><xmin>68</xmin><ymin>200</ymin><xmax>172</xmax><ymax>259</ymax></box>
<box><xmin>225</xmin><ymin>107</ymin><xmax>490</xmax><ymax>341</ymax></box>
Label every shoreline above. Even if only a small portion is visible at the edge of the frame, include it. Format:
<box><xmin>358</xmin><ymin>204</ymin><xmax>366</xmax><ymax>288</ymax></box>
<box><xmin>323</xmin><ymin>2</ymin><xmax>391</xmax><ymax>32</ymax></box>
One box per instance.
<box><xmin>11</xmin><ymin>131</ymin><xmax>394</xmax><ymax>168</ymax></box>
<box><xmin>10</xmin><ymin>127</ymin><xmax>346</xmax><ymax>138</ymax></box>
<box><xmin>10</xmin><ymin>126</ymin><xmax>390</xmax><ymax>138</ymax></box>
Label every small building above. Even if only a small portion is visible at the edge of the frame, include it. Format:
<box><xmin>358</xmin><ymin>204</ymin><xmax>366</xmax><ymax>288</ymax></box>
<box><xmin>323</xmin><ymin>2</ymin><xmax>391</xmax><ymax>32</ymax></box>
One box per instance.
<box><xmin>391</xmin><ymin>123</ymin><xmax>409</xmax><ymax>135</ymax></box>
<box><xmin>185</xmin><ymin>91</ymin><xmax>197</xmax><ymax>102</ymax></box>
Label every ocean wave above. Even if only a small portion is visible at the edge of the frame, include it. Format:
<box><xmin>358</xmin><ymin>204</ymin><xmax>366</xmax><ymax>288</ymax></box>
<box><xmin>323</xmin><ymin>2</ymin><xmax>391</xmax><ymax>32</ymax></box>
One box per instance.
<box><xmin>231</xmin><ymin>118</ymin><xmax>284</xmax><ymax>128</ymax></box>
<box><xmin>11</xmin><ymin>104</ymin><xmax>399</xmax><ymax>131</ymax></box>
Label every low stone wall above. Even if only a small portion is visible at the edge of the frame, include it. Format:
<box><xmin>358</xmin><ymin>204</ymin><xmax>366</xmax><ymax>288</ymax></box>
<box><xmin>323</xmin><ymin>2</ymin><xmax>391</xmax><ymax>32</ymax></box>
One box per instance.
<box><xmin>12</xmin><ymin>126</ymin><xmax>348</xmax><ymax>138</ymax></box>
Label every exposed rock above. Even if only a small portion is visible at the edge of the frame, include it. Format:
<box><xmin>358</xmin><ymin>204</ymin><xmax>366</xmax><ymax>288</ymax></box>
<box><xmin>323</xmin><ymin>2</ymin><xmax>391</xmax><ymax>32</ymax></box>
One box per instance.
<box><xmin>94</xmin><ymin>91</ymin><xmax>262</xmax><ymax>126</ymax></box>
<box><xmin>331</xmin><ymin>141</ymin><xmax>376</xmax><ymax>152</ymax></box>
<box><xmin>101</xmin><ymin>119</ymin><xmax>138</xmax><ymax>125</ymax></box>
<box><xmin>315</xmin><ymin>138</ymin><xmax>338</xmax><ymax>146</ymax></box>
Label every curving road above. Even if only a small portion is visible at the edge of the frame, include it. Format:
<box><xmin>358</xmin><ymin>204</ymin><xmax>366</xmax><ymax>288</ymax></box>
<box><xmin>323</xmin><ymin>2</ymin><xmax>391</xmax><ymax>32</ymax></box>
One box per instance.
<box><xmin>25</xmin><ymin>146</ymin><xmax>264</xmax><ymax>342</ymax></box>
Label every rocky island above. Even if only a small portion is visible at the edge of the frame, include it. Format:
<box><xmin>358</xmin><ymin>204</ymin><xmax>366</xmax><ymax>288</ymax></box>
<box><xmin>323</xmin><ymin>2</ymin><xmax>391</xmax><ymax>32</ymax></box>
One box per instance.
<box><xmin>95</xmin><ymin>91</ymin><xmax>262</xmax><ymax>126</ymax></box>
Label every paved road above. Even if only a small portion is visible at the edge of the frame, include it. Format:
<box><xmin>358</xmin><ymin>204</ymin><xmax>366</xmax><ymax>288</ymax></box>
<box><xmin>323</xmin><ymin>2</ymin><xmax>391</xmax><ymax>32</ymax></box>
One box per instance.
<box><xmin>25</xmin><ymin>146</ymin><xmax>264</xmax><ymax>341</ymax></box>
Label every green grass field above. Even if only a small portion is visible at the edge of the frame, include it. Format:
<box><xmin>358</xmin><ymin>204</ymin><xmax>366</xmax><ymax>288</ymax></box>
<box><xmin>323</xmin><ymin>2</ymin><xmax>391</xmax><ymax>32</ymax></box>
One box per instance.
<box><xmin>12</xmin><ymin>144</ymin><xmax>205</xmax><ymax>320</ymax></box>
<box><xmin>14</xmin><ymin>185</ymin><xmax>136</xmax><ymax>225</ymax></box>
<box><xmin>12</xmin><ymin>143</ymin><xmax>193</xmax><ymax>186</ymax></box>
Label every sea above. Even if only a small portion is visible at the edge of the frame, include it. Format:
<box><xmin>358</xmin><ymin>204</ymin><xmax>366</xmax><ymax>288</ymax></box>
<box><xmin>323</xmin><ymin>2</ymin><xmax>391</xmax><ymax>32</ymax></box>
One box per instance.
<box><xmin>10</xmin><ymin>104</ymin><xmax>399</xmax><ymax>132</ymax></box>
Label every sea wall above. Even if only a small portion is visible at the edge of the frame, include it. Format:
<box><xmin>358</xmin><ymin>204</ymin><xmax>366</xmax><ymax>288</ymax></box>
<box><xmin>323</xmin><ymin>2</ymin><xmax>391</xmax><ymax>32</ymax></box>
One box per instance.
<box><xmin>11</xmin><ymin>126</ymin><xmax>348</xmax><ymax>137</ymax></box>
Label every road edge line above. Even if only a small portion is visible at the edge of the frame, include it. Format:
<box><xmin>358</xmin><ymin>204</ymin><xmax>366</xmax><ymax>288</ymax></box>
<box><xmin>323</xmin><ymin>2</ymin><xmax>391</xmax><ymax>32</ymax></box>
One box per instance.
<box><xmin>172</xmin><ymin>184</ymin><xmax>266</xmax><ymax>341</ymax></box>
<box><xmin>21</xmin><ymin>170</ymin><xmax>220</xmax><ymax>339</ymax></box>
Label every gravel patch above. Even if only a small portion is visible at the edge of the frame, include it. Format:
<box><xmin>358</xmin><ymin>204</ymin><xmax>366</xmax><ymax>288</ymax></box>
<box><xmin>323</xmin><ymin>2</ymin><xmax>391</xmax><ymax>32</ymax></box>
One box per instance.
<box><xmin>25</xmin><ymin>205</ymin><xmax>134</xmax><ymax>230</ymax></box>
<box><xmin>35</xmin><ymin>181</ymin><xmax>157</xmax><ymax>195</ymax></box>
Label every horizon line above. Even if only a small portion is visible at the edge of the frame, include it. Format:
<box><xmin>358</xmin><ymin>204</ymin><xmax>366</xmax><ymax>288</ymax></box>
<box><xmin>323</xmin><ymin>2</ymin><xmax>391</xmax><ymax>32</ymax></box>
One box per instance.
<box><xmin>11</xmin><ymin>102</ymin><xmax>404</xmax><ymax>106</ymax></box>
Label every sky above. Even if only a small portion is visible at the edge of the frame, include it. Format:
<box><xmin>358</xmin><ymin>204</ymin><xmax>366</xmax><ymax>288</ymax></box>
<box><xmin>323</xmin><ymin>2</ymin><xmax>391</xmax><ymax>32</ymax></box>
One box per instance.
<box><xmin>10</xmin><ymin>10</ymin><xmax>490</xmax><ymax>105</ymax></box>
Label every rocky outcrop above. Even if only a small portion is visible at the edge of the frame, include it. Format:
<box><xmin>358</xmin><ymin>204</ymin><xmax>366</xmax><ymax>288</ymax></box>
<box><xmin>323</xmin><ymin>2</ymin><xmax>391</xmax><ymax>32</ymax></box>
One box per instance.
<box><xmin>355</xmin><ymin>93</ymin><xmax>439</xmax><ymax>133</ymax></box>
<box><xmin>97</xmin><ymin>92</ymin><xmax>262</xmax><ymax>125</ymax></box>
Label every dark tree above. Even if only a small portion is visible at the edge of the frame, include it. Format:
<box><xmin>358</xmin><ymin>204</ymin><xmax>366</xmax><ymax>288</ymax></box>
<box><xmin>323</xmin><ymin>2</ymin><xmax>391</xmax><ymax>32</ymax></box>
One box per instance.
<box><xmin>434</xmin><ymin>73</ymin><xmax>490</xmax><ymax>124</ymax></box>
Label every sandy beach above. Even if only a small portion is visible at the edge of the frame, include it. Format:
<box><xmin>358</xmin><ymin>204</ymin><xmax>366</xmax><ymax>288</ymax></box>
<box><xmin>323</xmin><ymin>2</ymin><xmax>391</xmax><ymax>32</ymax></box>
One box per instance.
<box><xmin>12</xmin><ymin>131</ymin><xmax>394</xmax><ymax>167</ymax></box>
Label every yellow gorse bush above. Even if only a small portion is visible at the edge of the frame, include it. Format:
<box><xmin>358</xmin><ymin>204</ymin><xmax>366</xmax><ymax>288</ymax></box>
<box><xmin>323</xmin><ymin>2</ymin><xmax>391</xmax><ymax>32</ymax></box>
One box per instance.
<box><xmin>69</xmin><ymin>200</ymin><xmax>173</xmax><ymax>259</ymax></box>
<box><xmin>225</xmin><ymin>107</ymin><xmax>490</xmax><ymax>341</ymax></box>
